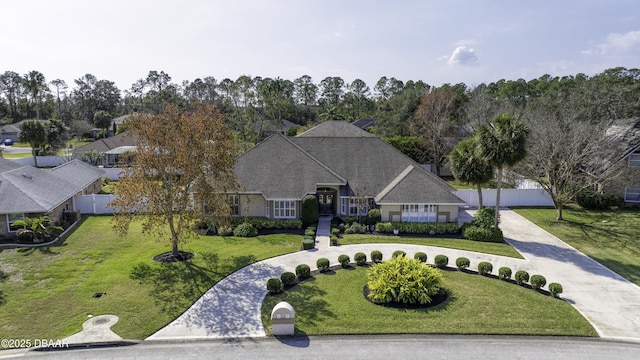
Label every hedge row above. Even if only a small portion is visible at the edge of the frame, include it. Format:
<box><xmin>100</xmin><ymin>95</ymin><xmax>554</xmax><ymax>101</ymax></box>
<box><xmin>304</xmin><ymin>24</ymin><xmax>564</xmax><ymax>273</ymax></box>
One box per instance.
<box><xmin>231</xmin><ymin>217</ymin><xmax>303</xmax><ymax>229</ymax></box>
<box><xmin>267</xmin><ymin>254</ymin><xmax>563</xmax><ymax>298</ymax></box>
<box><xmin>375</xmin><ymin>222</ymin><xmax>460</xmax><ymax>234</ymax></box>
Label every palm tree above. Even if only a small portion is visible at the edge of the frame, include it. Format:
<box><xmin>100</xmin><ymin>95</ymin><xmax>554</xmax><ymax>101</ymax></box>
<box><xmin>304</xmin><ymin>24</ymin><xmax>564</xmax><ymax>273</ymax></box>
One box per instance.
<box><xmin>12</xmin><ymin>215</ymin><xmax>63</xmax><ymax>243</ymax></box>
<box><xmin>477</xmin><ymin>113</ymin><xmax>529</xmax><ymax>229</ymax></box>
<box><xmin>23</xmin><ymin>70</ymin><xmax>47</xmax><ymax>119</ymax></box>
<box><xmin>450</xmin><ymin>137</ymin><xmax>493</xmax><ymax>208</ymax></box>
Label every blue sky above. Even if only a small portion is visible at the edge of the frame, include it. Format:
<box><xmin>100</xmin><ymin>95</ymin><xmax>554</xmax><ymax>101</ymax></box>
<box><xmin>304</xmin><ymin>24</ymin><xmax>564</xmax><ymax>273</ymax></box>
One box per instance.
<box><xmin>1</xmin><ymin>0</ymin><xmax>639</xmax><ymax>91</ymax></box>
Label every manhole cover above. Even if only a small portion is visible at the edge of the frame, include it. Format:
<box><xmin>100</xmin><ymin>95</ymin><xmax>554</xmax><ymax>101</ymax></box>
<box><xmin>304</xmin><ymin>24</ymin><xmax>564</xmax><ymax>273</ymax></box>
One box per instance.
<box><xmin>93</xmin><ymin>318</ymin><xmax>109</xmax><ymax>325</ymax></box>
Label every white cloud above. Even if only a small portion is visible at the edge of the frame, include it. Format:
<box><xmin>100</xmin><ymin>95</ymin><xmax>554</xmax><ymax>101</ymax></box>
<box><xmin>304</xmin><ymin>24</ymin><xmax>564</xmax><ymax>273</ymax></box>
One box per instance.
<box><xmin>447</xmin><ymin>46</ymin><xmax>478</xmax><ymax>65</ymax></box>
<box><xmin>583</xmin><ymin>30</ymin><xmax>640</xmax><ymax>55</ymax></box>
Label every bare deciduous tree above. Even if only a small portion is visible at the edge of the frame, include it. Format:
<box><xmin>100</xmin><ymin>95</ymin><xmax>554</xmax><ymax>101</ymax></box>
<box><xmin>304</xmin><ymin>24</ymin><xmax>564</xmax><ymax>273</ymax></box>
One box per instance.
<box><xmin>109</xmin><ymin>104</ymin><xmax>238</xmax><ymax>259</ymax></box>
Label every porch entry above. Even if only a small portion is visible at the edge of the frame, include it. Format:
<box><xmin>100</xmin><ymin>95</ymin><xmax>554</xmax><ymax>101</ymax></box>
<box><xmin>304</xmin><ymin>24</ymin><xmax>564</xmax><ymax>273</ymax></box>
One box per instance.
<box><xmin>316</xmin><ymin>187</ymin><xmax>336</xmax><ymax>215</ymax></box>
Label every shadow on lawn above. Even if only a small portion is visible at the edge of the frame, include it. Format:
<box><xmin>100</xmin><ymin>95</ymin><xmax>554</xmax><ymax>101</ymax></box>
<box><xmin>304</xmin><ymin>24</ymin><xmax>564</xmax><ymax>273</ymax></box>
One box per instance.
<box><xmin>130</xmin><ymin>251</ymin><xmax>257</xmax><ymax>317</ymax></box>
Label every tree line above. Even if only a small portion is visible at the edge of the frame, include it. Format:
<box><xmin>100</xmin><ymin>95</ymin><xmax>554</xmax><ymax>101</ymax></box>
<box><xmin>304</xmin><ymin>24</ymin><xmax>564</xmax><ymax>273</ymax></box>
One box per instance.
<box><xmin>2</xmin><ymin>67</ymin><xmax>637</xmax><ymax>139</ymax></box>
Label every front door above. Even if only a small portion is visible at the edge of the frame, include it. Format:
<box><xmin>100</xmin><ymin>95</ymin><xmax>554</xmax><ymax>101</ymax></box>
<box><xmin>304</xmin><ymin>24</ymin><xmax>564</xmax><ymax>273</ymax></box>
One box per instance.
<box><xmin>317</xmin><ymin>188</ymin><xmax>336</xmax><ymax>215</ymax></box>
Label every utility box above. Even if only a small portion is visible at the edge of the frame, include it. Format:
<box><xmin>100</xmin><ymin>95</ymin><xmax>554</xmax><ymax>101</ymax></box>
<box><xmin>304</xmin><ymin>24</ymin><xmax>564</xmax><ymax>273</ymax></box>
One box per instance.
<box><xmin>271</xmin><ymin>301</ymin><xmax>295</xmax><ymax>335</ymax></box>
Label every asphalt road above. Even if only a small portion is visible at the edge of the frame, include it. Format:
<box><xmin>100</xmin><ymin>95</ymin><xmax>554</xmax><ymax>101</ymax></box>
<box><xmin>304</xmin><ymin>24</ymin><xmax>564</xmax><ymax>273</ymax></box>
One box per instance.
<box><xmin>4</xmin><ymin>336</ymin><xmax>640</xmax><ymax>360</ymax></box>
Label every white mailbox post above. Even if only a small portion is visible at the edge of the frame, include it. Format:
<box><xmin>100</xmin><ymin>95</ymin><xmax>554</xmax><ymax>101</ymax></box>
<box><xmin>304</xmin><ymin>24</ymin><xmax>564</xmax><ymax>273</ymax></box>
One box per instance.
<box><xmin>271</xmin><ymin>301</ymin><xmax>295</xmax><ymax>335</ymax></box>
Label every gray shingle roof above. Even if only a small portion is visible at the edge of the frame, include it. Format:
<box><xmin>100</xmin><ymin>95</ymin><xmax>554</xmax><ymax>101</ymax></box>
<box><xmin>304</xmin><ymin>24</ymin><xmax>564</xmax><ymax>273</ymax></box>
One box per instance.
<box><xmin>72</xmin><ymin>132</ymin><xmax>138</xmax><ymax>160</ymax></box>
<box><xmin>0</xmin><ymin>159</ymin><xmax>105</xmax><ymax>214</ymax></box>
<box><xmin>374</xmin><ymin>165</ymin><xmax>464</xmax><ymax>204</ymax></box>
<box><xmin>234</xmin><ymin>134</ymin><xmax>346</xmax><ymax>199</ymax></box>
<box><xmin>236</xmin><ymin>121</ymin><xmax>462</xmax><ymax>204</ymax></box>
<box><xmin>0</xmin><ymin>158</ymin><xmax>22</xmax><ymax>172</ymax></box>
<box><xmin>296</xmin><ymin>120</ymin><xmax>376</xmax><ymax>137</ymax></box>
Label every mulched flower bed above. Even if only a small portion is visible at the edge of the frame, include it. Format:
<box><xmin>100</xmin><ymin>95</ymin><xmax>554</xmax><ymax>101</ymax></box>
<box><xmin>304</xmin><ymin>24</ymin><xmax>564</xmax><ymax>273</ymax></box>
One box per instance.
<box><xmin>362</xmin><ymin>285</ymin><xmax>448</xmax><ymax>309</ymax></box>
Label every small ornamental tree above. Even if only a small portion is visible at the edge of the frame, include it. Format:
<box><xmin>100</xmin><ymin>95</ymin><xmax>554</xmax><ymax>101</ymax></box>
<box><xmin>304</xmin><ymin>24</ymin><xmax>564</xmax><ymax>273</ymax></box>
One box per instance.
<box><xmin>109</xmin><ymin>104</ymin><xmax>238</xmax><ymax>259</ymax></box>
<box><xmin>367</xmin><ymin>256</ymin><xmax>444</xmax><ymax>305</ymax></box>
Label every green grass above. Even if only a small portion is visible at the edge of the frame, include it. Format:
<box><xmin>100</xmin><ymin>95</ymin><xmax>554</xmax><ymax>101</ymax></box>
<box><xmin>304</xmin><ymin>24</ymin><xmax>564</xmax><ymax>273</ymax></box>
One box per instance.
<box><xmin>1</xmin><ymin>152</ymin><xmax>32</xmax><ymax>159</ymax></box>
<box><xmin>0</xmin><ymin>216</ymin><xmax>302</xmax><ymax>341</ymax></box>
<box><xmin>261</xmin><ymin>266</ymin><xmax>596</xmax><ymax>336</ymax></box>
<box><xmin>514</xmin><ymin>207</ymin><xmax>640</xmax><ymax>286</ymax></box>
<box><xmin>339</xmin><ymin>234</ymin><xmax>523</xmax><ymax>259</ymax></box>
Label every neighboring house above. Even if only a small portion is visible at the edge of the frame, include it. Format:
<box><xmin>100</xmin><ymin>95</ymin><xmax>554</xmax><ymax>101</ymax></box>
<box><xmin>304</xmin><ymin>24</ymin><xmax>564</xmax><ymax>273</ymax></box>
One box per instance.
<box><xmin>72</xmin><ymin>132</ymin><xmax>138</xmax><ymax>166</ymax></box>
<box><xmin>0</xmin><ymin>158</ymin><xmax>105</xmax><ymax>239</ymax></box>
<box><xmin>90</xmin><ymin>114</ymin><xmax>132</xmax><ymax>139</ymax></box>
<box><xmin>252</xmin><ymin>119</ymin><xmax>297</xmax><ymax>138</ymax></box>
<box><xmin>598</xmin><ymin>118</ymin><xmax>640</xmax><ymax>204</ymax></box>
<box><xmin>233</xmin><ymin>121</ymin><xmax>464</xmax><ymax>222</ymax></box>
<box><xmin>0</xmin><ymin>124</ymin><xmax>20</xmax><ymax>143</ymax></box>
<box><xmin>352</xmin><ymin>118</ymin><xmax>375</xmax><ymax>130</ymax></box>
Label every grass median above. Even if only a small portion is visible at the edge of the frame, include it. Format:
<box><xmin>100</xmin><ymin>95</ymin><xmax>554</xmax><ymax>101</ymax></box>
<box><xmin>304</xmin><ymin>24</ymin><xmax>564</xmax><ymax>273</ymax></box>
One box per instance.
<box><xmin>261</xmin><ymin>266</ymin><xmax>596</xmax><ymax>337</ymax></box>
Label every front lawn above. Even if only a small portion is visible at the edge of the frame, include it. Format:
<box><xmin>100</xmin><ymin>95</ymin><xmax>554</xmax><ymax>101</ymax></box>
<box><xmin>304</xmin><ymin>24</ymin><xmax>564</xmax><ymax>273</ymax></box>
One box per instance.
<box><xmin>0</xmin><ymin>216</ymin><xmax>302</xmax><ymax>341</ymax></box>
<box><xmin>514</xmin><ymin>207</ymin><xmax>640</xmax><ymax>286</ymax></box>
<box><xmin>261</xmin><ymin>266</ymin><xmax>596</xmax><ymax>336</ymax></box>
<box><xmin>339</xmin><ymin>234</ymin><xmax>523</xmax><ymax>259</ymax></box>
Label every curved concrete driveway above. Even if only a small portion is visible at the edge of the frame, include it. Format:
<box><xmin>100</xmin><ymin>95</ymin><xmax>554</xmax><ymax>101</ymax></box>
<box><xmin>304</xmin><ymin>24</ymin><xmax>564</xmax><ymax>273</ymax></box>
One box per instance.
<box><xmin>147</xmin><ymin>210</ymin><xmax>640</xmax><ymax>342</ymax></box>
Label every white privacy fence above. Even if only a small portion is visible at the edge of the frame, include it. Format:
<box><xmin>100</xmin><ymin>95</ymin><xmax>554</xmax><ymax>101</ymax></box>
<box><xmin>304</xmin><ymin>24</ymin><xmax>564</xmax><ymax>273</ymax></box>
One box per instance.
<box><xmin>12</xmin><ymin>156</ymin><xmax>69</xmax><ymax>167</ymax></box>
<box><xmin>454</xmin><ymin>189</ymin><xmax>554</xmax><ymax>207</ymax></box>
<box><xmin>75</xmin><ymin>194</ymin><xmax>117</xmax><ymax>214</ymax></box>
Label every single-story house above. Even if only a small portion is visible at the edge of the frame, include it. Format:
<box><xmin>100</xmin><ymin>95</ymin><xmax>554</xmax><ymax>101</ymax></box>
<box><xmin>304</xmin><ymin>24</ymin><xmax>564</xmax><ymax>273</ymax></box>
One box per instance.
<box><xmin>232</xmin><ymin>121</ymin><xmax>464</xmax><ymax>222</ymax></box>
<box><xmin>0</xmin><ymin>124</ymin><xmax>20</xmax><ymax>143</ymax></box>
<box><xmin>0</xmin><ymin>158</ymin><xmax>105</xmax><ymax>239</ymax></box>
<box><xmin>72</xmin><ymin>132</ymin><xmax>138</xmax><ymax>166</ymax></box>
<box><xmin>597</xmin><ymin>118</ymin><xmax>640</xmax><ymax>204</ymax></box>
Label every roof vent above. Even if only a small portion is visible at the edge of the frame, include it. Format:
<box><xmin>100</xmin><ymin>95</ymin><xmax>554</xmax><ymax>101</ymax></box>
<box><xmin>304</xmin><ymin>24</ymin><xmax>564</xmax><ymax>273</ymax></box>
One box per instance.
<box><xmin>22</xmin><ymin>173</ymin><xmax>32</xmax><ymax>180</ymax></box>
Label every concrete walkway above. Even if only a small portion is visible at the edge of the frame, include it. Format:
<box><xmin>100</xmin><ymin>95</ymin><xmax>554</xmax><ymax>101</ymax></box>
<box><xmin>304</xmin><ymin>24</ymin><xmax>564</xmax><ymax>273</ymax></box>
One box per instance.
<box><xmin>147</xmin><ymin>209</ymin><xmax>640</xmax><ymax>342</ymax></box>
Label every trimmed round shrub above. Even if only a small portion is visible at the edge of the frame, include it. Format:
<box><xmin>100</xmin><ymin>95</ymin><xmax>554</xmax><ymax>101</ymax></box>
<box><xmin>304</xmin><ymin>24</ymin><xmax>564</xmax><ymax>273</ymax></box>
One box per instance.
<box><xmin>367</xmin><ymin>208</ymin><xmax>381</xmax><ymax>225</ymax></box>
<box><xmin>530</xmin><ymin>275</ymin><xmax>547</xmax><ymax>290</ymax></box>
<box><xmin>455</xmin><ymin>257</ymin><xmax>470</xmax><ymax>270</ymax></box>
<box><xmin>295</xmin><ymin>264</ymin><xmax>311</xmax><ymax>279</ymax></box>
<box><xmin>392</xmin><ymin>250</ymin><xmax>407</xmax><ymax>258</ymax></box>
<box><xmin>498</xmin><ymin>266</ymin><xmax>512</xmax><ymax>280</ymax></box>
<box><xmin>301</xmin><ymin>194</ymin><xmax>319</xmax><ymax>227</ymax></box>
<box><xmin>316</xmin><ymin>258</ymin><xmax>330</xmax><ymax>272</ymax></box>
<box><xmin>354</xmin><ymin>252</ymin><xmax>367</xmax><ymax>266</ymax></box>
<box><xmin>477</xmin><ymin>261</ymin><xmax>493</xmax><ymax>276</ymax></box>
<box><xmin>549</xmin><ymin>282</ymin><xmax>563</xmax><ymax>297</ymax></box>
<box><xmin>371</xmin><ymin>250</ymin><xmax>383</xmax><ymax>263</ymax></box>
<box><xmin>330</xmin><ymin>227</ymin><xmax>340</xmax><ymax>237</ymax></box>
<box><xmin>266</xmin><ymin>278</ymin><xmax>283</xmax><ymax>294</ymax></box>
<box><xmin>302</xmin><ymin>239</ymin><xmax>315</xmax><ymax>250</ymax></box>
<box><xmin>304</xmin><ymin>227</ymin><xmax>316</xmax><ymax>237</ymax></box>
<box><xmin>330</xmin><ymin>235</ymin><xmax>339</xmax><ymax>246</ymax></box>
<box><xmin>367</xmin><ymin>255</ymin><xmax>444</xmax><ymax>305</ymax></box>
<box><xmin>414</xmin><ymin>252</ymin><xmax>427</xmax><ymax>263</ymax></box>
<box><xmin>434</xmin><ymin>255</ymin><xmax>449</xmax><ymax>269</ymax></box>
<box><xmin>338</xmin><ymin>254</ymin><xmax>351</xmax><ymax>268</ymax></box>
<box><xmin>280</xmin><ymin>272</ymin><xmax>296</xmax><ymax>285</ymax></box>
<box><xmin>233</xmin><ymin>222</ymin><xmax>258</xmax><ymax>237</ymax></box>
<box><xmin>515</xmin><ymin>270</ymin><xmax>530</xmax><ymax>285</ymax></box>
